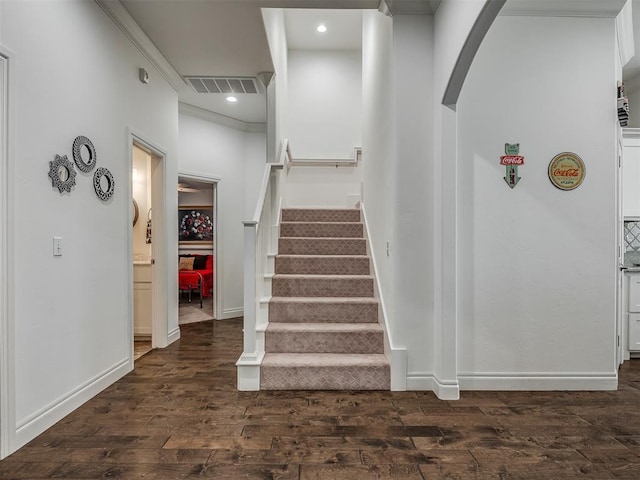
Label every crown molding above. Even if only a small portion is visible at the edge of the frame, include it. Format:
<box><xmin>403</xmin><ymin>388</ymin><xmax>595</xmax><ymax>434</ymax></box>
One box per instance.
<box><xmin>95</xmin><ymin>0</ymin><xmax>186</xmax><ymax>92</ymax></box>
<box><xmin>179</xmin><ymin>102</ymin><xmax>267</xmax><ymax>133</ymax></box>
<box><xmin>500</xmin><ymin>0</ymin><xmax>626</xmax><ymax>18</ymax></box>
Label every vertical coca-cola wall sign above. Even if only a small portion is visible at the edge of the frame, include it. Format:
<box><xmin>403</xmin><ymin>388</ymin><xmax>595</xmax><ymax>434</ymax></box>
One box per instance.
<box><xmin>548</xmin><ymin>152</ymin><xmax>585</xmax><ymax>191</ymax></box>
<box><xmin>500</xmin><ymin>143</ymin><xmax>524</xmax><ymax>189</ymax></box>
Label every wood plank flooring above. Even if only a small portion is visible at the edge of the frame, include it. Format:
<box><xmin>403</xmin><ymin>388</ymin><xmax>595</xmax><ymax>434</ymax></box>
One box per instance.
<box><xmin>1</xmin><ymin>319</ymin><xmax>639</xmax><ymax>479</ymax></box>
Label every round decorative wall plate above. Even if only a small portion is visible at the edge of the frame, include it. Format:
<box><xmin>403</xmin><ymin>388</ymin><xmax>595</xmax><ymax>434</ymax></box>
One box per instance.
<box><xmin>72</xmin><ymin>135</ymin><xmax>97</xmax><ymax>173</ymax></box>
<box><xmin>93</xmin><ymin>167</ymin><xmax>115</xmax><ymax>201</ymax></box>
<box><xmin>48</xmin><ymin>154</ymin><xmax>77</xmax><ymax>193</ymax></box>
<box><xmin>548</xmin><ymin>152</ymin><xmax>585</xmax><ymax>191</ymax></box>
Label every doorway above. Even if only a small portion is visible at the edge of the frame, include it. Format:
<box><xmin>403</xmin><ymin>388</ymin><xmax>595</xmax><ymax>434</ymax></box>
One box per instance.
<box><xmin>178</xmin><ymin>174</ymin><xmax>218</xmax><ymax>324</ymax></box>
<box><xmin>129</xmin><ymin>132</ymin><xmax>168</xmax><ymax>363</ymax></box>
<box><xmin>131</xmin><ymin>144</ymin><xmax>153</xmax><ymax>360</ymax></box>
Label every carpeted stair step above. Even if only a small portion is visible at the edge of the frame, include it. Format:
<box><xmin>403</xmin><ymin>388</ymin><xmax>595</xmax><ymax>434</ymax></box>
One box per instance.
<box><xmin>280</xmin><ymin>221</ymin><xmax>363</xmax><ymax>238</ymax></box>
<box><xmin>269</xmin><ymin>297</ymin><xmax>378</xmax><ymax>324</ymax></box>
<box><xmin>265</xmin><ymin>323</ymin><xmax>384</xmax><ymax>354</ymax></box>
<box><xmin>272</xmin><ymin>274</ymin><xmax>374</xmax><ymax>298</ymax></box>
<box><xmin>282</xmin><ymin>208</ymin><xmax>360</xmax><ymax>223</ymax></box>
<box><xmin>261</xmin><ymin>353</ymin><xmax>390</xmax><ymax>390</ymax></box>
<box><xmin>275</xmin><ymin>255</ymin><xmax>370</xmax><ymax>275</ymax></box>
<box><xmin>279</xmin><ymin>237</ymin><xmax>366</xmax><ymax>255</ymax></box>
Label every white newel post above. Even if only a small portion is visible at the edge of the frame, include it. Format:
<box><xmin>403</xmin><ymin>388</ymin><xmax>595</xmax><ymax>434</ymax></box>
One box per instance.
<box><xmin>236</xmin><ymin>221</ymin><xmax>261</xmax><ymax>390</ymax></box>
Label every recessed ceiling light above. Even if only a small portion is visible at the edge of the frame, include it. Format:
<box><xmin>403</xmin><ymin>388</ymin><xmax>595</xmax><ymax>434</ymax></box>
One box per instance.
<box><xmin>316</xmin><ymin>24</ymin><xmax>327</xmax><ymax>33</ymax></box>
<box><xmin>226</xmin><ymin>96</ymin><xmax>238</xmax><ymax>103</ymax></box>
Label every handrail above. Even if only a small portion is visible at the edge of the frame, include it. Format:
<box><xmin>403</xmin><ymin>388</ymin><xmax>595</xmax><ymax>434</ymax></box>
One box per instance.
<box><xmin>247</xmin><ymin>162</ymin><xmax>283</xmax><ymax>225</ymax></box>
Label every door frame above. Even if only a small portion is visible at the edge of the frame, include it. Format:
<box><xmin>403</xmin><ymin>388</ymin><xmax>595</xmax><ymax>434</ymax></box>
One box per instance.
<box><xmin>178</xmin><ymin>171</ymin><xmax>221</xmax><ymax>320</ymax></box>
<box><xmin>0</xmin><ymin>45</ymin><xmax>16</xmax><ymax>459</ymax></box>
<box><xmin>127</xmin><ymin>130</ymin><xmax>169</xmax><ymax>354</ymax></box>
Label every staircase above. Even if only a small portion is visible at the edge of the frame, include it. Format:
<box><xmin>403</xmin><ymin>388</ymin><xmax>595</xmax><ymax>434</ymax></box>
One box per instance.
<box><xmin>261</xmin><ymin>208</ymin><xmax>390</xmax><ymax>390</ymax></box>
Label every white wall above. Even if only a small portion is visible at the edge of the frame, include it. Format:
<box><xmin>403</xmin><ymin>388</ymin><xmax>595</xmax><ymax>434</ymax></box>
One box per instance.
<box><xmin>178</xmin><ymin>112</ymin><xmax>266</xmax><ymax>319</ymax></box>
<box><xmin>362</xmin><ymin>11</ymin><xmax>399</xmax><ymax>380</ymax></box>
<box><xmin>391</xmin><ymin>15</ymin><xmax>436</xmax><ymax>381</ymax></box>
<box><xmin>0</xmin><ymin>0</ymin><xmax>179</xmax><ymax>453</ymax></box>
<box><xmin>457</xmin><ymin>15</ymin><xmax>617</xmax><ymax>387</ymax></box>
<box><xmin>261</xmin><ymin>8</ymin><xmax>288</xmax><ymax>162</ymax></box>
<box><xmin>287</xmin><ymin>50</ymin><xmax>362</xmax><ymax>159</ymax></box>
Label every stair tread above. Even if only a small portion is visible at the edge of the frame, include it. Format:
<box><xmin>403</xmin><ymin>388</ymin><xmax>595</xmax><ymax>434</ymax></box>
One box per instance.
<box><xmin>276</xmin><ymin>254</ymin><xmax>369</xmax><ymax>258</ymax></box>
<box><xmin>270</xmin><ymin>297</ymin><xmax>378</xmax><ymax>304</ymax></box>
<box><xmin>263</xmin><ymin>353</ymin><xmax>388</xmax><ymax>367</ymax></box>
<box><xmin>279</xmin><ymin>236</ymin><xmax>364</xmax><ymax>240</ymax></box>
<box><xmin>281</xmin><ymin>221</ymin><xmax>363</xmax><ymax>225</ymax></box>
<box><xmin>267</xmin><ymin>323</ymin><xmax>382</xmax><ymax>332</ymax></box>
<box><xmin>273</xmin><ymin>274</ymin><xmax>373</xmax><ymax>279</ymax></box>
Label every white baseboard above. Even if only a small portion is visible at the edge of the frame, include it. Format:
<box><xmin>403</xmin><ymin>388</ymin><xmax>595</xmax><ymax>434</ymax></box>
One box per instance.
<box><xmin>406</xmin><ymin>373</ymin><xmax>460</xmax><ymax>400</ymax></box>
<box><xmin>167</xmin><ymin>327</ymin><xmax>181</xmax><ymax>345</ymax></box>
<box><xmin>458</xmin><ymin>373</ymin><xmax>618</xmax><ymax>391</ymax></box>
<box><xmin>14</xmin><ymin>358</ymin><xmax>131</xmax><ymax>452</ymax></box>
<box><xmin>220</xmin><ymin>307</ymin><xmax>243</xmax><ymax>320</ymax></box>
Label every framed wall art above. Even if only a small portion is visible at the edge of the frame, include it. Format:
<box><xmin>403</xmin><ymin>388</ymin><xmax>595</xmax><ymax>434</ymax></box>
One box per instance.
<box><xmin>178</xmin><ymin>206</ymin><xmax>214</xmax><ymax>244</ymax></box>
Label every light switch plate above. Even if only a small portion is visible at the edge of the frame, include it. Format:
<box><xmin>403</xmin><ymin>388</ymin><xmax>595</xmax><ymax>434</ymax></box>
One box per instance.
<box><xmin>53</xmin><ymin>237</ymin><xmax>62</xmax><ymax>256</ymax></box>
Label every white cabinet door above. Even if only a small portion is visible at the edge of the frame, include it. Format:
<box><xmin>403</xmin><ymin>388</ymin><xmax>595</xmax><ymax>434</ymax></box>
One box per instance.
<box><xmin>628</xmin><ymin>274</ymin><xmax>640</xmax><ymax>312</ymax></box>
<box><xmin>629</xmin><ymin>313</ymin><xmax>640</xmax><ymax>351</ymax></box>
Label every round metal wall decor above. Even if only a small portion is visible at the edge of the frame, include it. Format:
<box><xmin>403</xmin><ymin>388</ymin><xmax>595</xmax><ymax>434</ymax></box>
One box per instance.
<box><xmin>548</xmin><ymin>152</ymin><xmax>586</xmax><ymax>191</ymax></box>
<box><xmin>48</xmin><ymin>154</ymin><xmax>77</xmax><ymax>193</ymax></box>
<box><xmin>93</xmin><ymin>167</ymin><xmax>115</xmax><ymax>201</ymax></box>
<box><xmin>72</xmin><ymin>135</ymin><xmax>97</xmax><ymax>173</ymax></box>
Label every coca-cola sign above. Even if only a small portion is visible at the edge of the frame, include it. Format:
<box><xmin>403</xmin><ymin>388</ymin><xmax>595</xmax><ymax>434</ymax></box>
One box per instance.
<box><xmin>548</xmin><ymin>152</ymin><xmax>585</xmax><ymax>190</ymax></box>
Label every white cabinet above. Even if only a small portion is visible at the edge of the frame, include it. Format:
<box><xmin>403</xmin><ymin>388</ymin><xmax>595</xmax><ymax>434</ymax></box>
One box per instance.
<box><xmin>629</xmin><ymin>314</ymin><xmax>640</xmax><ymax>351</ymax></box>
<box><xmin>623</xmin><ymin>129</ymin><xmax>640</xmax><ymax>218</ymax></box>
<box><xmin>627</xmin><ymin>273</ymin><xmax>640</xmax><ymax>351</ymax></box>
<box><xmin>133</xmin><ymin>263</ymin><xmax>152</xmax><ymax>337</ymax></box>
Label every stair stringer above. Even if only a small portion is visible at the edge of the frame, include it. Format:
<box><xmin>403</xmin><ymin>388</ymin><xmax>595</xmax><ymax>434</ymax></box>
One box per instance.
<box><xmin>360</xmin><ymin>203</ymin><xmax>407</xmax><ymax>391</ymax></box>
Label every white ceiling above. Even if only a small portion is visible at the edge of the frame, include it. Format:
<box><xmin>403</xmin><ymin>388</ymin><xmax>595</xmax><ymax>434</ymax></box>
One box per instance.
<box><xmin>119</xmin><ymin>1</ymin><xmax>376</xmax><ymax>124</ymax></box>
<box><xmin>118</xmin><ymin>0</ymin><xmax>635</xmax><ymax>123</ymax></box>
<box><xmin>285</xmin><ymin>9</ymin><xmax>363</xmax><ymax>50</ymax></box>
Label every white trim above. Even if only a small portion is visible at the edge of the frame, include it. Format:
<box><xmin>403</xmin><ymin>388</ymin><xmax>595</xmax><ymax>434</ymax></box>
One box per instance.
<box><xmin>360</xmin><ymin>203</ymin><xmax>407</xmax><ymax>391</ymax></box>
<box><xmin>15</xmin><ymin>359</ymin><xmax>130</xmax><ymax>450</ymax></box>
<box><xmin>127</xmin><ymin>130</ymin><xmax>171</xmax><ymax>349</ymax></box>
<box><xmin>179</xmin><ymin>102</ymin><xmax>267</xmax><ymax>133</ymax></box>
<box><xmin>499</xmin><ymin>2</ymin><xmax>626</xmax><ymax>18</ymax></box>
<box><xmin>178</xmin><ymin>171</ymin><xmax>220</xmax><ymax>320</ymax></box>
<box><xmin>167</xmin><ymin>327</ymin><xmax>181</xmax><ymax>345</ymax></box>
<box><xmin>221</xmin><ymin>307</ymin><xmax>244</xmax><ymax>319</ymax></box>
<box><xmin>236</xmin><ymin>351</ymin><xmax>264</xmax><ymax>391</ymax></box>
<box><xmin>94</xmin><ymin>0</ymin><xmax>185</xmax><ymax>92</ymax></box>
<box><xmin>458</xmin><ymin>372</ymin><xmax>618</xmax><ymax>391</ymax></box>
<box><xmin>405</xmin><ymin>374</ymin><xmax>460</xmax><ymax>400</ymax></box>
<box><xmin>0</xmin><ymin>45</ymin><xmax>16</xmax><ymax>459</ymax></box>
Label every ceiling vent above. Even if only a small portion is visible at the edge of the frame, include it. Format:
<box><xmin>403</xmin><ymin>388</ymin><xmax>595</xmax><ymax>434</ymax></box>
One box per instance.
<box><xmin>185</xmin><ymin>77</ymin><xmax>259</xmax><ymax>95</ymax></box>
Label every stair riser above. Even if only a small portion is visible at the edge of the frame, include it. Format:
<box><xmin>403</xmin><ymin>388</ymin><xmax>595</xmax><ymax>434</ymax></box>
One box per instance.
<box><xmin>269</xmin><ymin>301</ymin><xmax>378</xmax><ymax>323</ymax></box>
<box><xmin>266</xmin><ymin>331</ymin><xmax>384</xmax><ymax>354</ymax></box>
<box><xmin>282</xmin><ymin>209</ymin><xmax>360</xmax><ymax>223</ymax></box>
<box><xmin>279</xmin><ymin>238</ymin><xmax>366</xmax><ymax>256</ymax></box>
<box><xmin>280</xmin><ymin>222</ymin><xmax>363</xmax><ymax>238</ymax></box>
<box><xmin>275</xmin><ymin>256</ymin><xmax>370</xmax><ymax>275</ymax></box>
<box><xmin>261</xmin><ymin>365</ymin><xmax>390</xmax><ymax>390</ymax></box>
<box><xmin>272</xmin><ymin>277</ymin><xmax>373</xmax><ymax>298</ymax></box>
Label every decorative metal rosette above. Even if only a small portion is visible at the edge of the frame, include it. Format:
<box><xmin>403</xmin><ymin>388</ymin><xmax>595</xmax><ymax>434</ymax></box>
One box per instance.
<box><xmin>72</xmin><ymin>135</ymin><xmax>97</xmax><ymax>173</ymax></box>
<box><xmin>93</xmin><ymin>167</ymin><xmax>115</xmax><ymax>201</ymax></box>
<box><xmin>48</xmin><ymin>154</ymin><xmax>77</xmax><ymax>193</ymax></box>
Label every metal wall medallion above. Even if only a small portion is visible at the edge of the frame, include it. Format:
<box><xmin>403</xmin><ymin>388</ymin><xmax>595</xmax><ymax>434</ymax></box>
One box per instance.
<box><xmin>93</xmin><ymin>167</ymin><xmax>115</xmax><ymax>201</ymax></box>
<box><xmin>548</xmin><ymin>152</ymin><xmax>585</xmax><ymax>191</ymax></box>
<box><xmin>48</xmin><ymin>154</ymin><xmax>77</xmax><ymax>193</ymax></box>
<box><xmin>72</xmin><ymin>135</ymin><xmax>97</xmax><ymax>173</ymax></box>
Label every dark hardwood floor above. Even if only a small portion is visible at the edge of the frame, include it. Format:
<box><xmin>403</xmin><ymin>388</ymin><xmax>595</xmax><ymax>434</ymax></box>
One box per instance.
<box><xmin>1</xmin><ymin>319</ymin><xmax>639</xmax><ymax>479</ymax></box>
